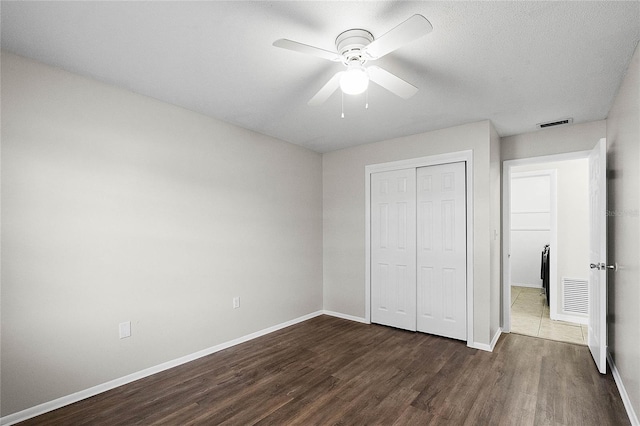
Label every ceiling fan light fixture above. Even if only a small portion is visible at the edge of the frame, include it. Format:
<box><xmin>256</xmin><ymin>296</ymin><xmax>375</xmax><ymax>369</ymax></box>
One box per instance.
<box><xmin>339</xmin><ymin>65</ymin><xmax>369</xmax><ymax>95</ymax></box>
<box><xmin>274</xmin><ymin>14</ymin><xmax>432</xmax><ymax>105</ymax></box>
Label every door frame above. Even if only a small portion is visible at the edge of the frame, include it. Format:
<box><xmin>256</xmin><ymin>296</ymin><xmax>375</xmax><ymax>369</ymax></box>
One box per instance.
<box><xmin>365</xmin><ymin>150</ymin><xmax>474</xmax><ymax>347</ymax></box>
<box><xmin>502</xmin><ymin>150</ymin><xmax>590</xmax><ymax>332</ymax></box>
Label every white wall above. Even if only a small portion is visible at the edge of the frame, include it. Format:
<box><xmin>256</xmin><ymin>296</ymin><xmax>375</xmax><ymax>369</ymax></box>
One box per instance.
<box><xmin>0</xmin><ymin>52</ymin><xmax>324</xmax><ymax>417</ymax></box>
<box><xmin>323</xmin><ymin>120</ymin><xmax>500</xmax><ymax>347</ymax></box>
<box><xmin>501</xmin><ymin>120</ymin><xmax>606</xmax><ymax>161</ymax></box>
<box><xmin>606</xmin><ymin>41</ymin><xmax>640</xmax><ymax>421</ymax></box>
<box><xmin>489</xmin><ymin>125</ymin><xmax>501</xmax><ymax>341</ymax></box>
<box><xmin>510</xmin><ymin>172</ymin><xmax>552</xmax><ymax>287</ymax></box>
<box><xmin>554</xmin><ymin>160</ymin><xmax>589</xmax><ymax>290</ymax></box>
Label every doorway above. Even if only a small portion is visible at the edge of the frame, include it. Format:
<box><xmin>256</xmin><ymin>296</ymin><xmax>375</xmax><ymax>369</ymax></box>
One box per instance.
<box><xmin>503</xmin><ymin>152</ymin><xmax>590</xmax><ymax>345</ymax></box>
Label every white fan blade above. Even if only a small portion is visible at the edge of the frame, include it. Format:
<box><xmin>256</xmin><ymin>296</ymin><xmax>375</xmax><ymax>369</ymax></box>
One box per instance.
<box><xmin>273</xmin><ymin>39</ymin><xmax>342</xmax><ymax>62</ymax></box>
<box><xmin>368</xmin><ymin>66</ymin><xmax>418</xmax><ymax>99</ymax></box>
<box><xmin>364</xmin><ymin>15</ymin><xmax>433</xmax><ymax>60</ymax></box>
<box><xmin>308</xmin><ymin>72</ymin><xmax>343</xmax><ymax>105</ymax></box>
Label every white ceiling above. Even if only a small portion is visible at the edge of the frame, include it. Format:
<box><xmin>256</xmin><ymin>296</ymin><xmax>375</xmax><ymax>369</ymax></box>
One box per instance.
<box><xmin>2</xmin><ymin>1</ymin><xmax>639</xmax><ymax>153</ymax></box>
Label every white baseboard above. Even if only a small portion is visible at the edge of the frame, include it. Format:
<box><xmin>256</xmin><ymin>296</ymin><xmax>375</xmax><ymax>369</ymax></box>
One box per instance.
<box><xmin>322</xmin><ymin>310</ymin><xmax>368</xmax><ymax>324</ymax></box>
<box><xmin>511</xmin><ymin>283</ymin><xmax>542</xmax><ymax>289</ymax></box>
<box><xmin>489</xmin><ymin>327</ymin><xmax>503</xmax><ymax>351</ymax></box>
<box><xmin>0</xmin><ymin>310</ymin><xmax>324</xmax><ymax>426</ymax></box>
<box><xmin>554</xmin><ymin>312</ymin><xmax>588</xmax><ymax>325</ymax></box>
<box><xmin>468</xmin><ymin>341</ymin><xmax>491</xmax><ymax>351</ymax></box>
<box><xmin>608</xmin><ymin>351</ymin><xmax>639</xmax><ymax>426</ymax></box>
<box><xmin>468</xmin><ymin>327</ymin><xmax>502</xmax><ymax>352</ymax></box>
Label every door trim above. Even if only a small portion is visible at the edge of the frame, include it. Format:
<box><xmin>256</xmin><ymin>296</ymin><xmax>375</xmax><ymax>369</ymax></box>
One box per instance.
<box><xmin>365</xmin><ymin>150</ymin><xmax>474</xmax><ymax>347</ymax></box>
<box><xmin>502</xmin><ymin>150</ymin><xmax>590</xmax><ymax>333</ymax></box>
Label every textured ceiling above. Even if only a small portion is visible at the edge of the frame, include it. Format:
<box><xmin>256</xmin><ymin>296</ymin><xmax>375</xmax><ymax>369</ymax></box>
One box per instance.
<box><xmin>2</xmin><ymin>1</ymin><xmax>639</xmax><ymax>153</ymax></box>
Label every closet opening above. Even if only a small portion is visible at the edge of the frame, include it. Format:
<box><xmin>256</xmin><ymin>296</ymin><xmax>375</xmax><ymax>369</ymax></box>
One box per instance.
<box><xmin>364</xmin><ymin>150</ymin><xmax>475</xmax><ymax>348</ymax></box>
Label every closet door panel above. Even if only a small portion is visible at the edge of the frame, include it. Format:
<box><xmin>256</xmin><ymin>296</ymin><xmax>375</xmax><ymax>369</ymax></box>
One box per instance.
<box><xmin>371</xmin><ymin>169</ymin><xmax>417</xmax><ymax>331</ymax></box>
<box><xmin>416</xmin><ymin>162</ymin><xmax>467</xmax><ymax>340</ymax></box>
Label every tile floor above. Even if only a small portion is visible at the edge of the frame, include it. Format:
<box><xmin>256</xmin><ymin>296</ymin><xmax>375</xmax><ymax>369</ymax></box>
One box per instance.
<box><xmin>511</xmin><ymin>285</ymin><xmax>587</xmax><ymax>345</ymax></box>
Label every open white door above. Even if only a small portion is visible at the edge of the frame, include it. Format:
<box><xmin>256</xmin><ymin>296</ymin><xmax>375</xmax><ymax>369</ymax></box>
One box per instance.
<box><xmin>588</xmin><ymin>138</ymin><xmax>607</xmax><ymax>374</ymax></box>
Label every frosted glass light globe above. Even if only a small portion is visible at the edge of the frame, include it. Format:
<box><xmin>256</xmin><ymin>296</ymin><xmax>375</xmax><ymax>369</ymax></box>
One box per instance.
<box><xmin>340</xmin><ymin>65</ymin><xmax>369</xmax><ymax>95</ymax></box>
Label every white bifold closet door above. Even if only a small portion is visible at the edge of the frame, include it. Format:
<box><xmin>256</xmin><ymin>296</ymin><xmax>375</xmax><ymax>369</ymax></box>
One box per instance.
<box><xmin>416</xmin><ymin>163</ymin><xmax>467</xmax><ymax>340</ymax></box>
<box><xmin>371</xmin><ymin>162</ymin><xmax>467</xmax><ymax>341</ymax></box>
<box><xmin>371</xmin><ymin>168</ymin><xmax>417</xmax><ymax>331</ymax></box>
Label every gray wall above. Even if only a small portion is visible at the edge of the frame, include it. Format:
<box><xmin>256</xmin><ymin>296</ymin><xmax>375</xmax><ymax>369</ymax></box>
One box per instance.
<box><xmin>1</xmin><ymin>52</ymin><xmax>324</xmax><ymax>416</ymax></box>
<box><xmin>606</xmin><ymin>42</ymin><xmax>640</xmax><ymax>419</ymax></box>
<box><xmin>4</xmin><ymin>40</ymin><xmax>637</xmax><ymax>422</ymax></box>
<box><xmin>322</xmin><ymin>120</ymin><xmax>500</xmax><ymax>347</ymax></box>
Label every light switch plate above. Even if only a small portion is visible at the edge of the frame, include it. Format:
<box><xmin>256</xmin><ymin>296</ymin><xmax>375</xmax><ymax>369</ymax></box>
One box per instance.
<box><xmin>119</xmin><ymin>321</ymin><xmax>131</xmax><ymax>339</ymax></box>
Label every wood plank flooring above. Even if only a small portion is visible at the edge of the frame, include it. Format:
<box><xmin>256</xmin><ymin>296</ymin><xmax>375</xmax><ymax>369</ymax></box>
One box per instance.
<box><xmin>19</xmin><ymin>315</ymin><xmax>629</xmax><ymax>425</ymax></box>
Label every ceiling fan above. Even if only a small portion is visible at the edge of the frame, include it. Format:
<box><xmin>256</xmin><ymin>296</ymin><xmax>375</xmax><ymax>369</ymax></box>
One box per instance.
<box><xmin>273</xmin><ymin>14</ymin><xmax>433</xmax><ymax>106</ymax></box>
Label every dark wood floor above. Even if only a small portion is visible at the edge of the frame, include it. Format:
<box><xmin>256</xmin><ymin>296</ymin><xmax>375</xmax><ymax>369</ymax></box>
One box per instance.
<box><xmin>20</xmin><ymin>315</ymin><xmax>629</xmax><ymax>425</ymax></box>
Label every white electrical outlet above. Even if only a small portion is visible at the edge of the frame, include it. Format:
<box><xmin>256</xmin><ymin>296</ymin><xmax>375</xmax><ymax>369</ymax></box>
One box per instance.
<box><xmin>119</xmin><ymin>321</ymin><xmax>131</xmax><ymax>339</ymax></box>
<box><xmin>233</xmin><ymin>297</ymin><xmax>240</xmax><ymax>309</ymax></box>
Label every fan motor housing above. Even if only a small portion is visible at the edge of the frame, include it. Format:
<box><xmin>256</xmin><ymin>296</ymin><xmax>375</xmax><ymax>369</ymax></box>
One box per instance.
<box><xmin>335</xmin><ymin>29</ymin><xmax>374</xmax><ymax>63</ymax></box>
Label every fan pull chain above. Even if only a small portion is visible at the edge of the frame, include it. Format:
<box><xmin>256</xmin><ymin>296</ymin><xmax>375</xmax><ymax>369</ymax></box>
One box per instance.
<box><xmin>341</xmin><ymin>92</ymin><xmax>345</xmax><ymax>118</ymax></box>
<box><xmin>365</xmin><ymin>88</ymin><xmax>369</xmax><ymax>110</ymax></box>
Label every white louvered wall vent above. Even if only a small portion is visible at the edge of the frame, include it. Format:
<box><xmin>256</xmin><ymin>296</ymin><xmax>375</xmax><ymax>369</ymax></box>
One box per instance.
<box><xmin>562</xmin><ymin>277</ymin><xmax>588</xmax><ymax>315</ymax></box>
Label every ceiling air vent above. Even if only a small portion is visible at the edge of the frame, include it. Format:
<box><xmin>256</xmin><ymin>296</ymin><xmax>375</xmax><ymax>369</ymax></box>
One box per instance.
<box><xmin>536</xmin><ymin>118</ymin><xmax>573</xmax><ymax>129</ymax></box>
